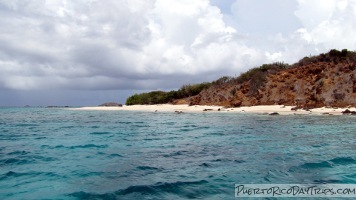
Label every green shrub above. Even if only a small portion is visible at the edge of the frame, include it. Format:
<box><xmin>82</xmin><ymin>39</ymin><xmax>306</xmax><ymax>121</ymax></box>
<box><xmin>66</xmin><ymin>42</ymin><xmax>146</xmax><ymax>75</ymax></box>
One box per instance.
<box><xmin>212</xmin><ymin>76</ymin><xmax>233</xmax><ymax>86</ymax></box>
<box><xmin>125</xmin><ymin>82</ymin><xmax>212</xmax><ymax>105</ymax></box>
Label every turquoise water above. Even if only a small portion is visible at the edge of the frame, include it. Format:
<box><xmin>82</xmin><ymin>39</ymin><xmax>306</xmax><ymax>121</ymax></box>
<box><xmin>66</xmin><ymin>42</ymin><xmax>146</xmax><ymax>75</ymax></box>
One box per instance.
<box><xmin>0</xmin><ymin>107</ymin><xmax>355</xmax><ymax>199</ymax></box>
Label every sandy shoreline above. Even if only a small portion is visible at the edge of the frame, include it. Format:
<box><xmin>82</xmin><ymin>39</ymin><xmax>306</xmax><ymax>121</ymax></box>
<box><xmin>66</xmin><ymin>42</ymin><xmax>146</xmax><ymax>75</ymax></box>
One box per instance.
<box><xmin>71</xmin><ymin>104</ymin><xmax>355</xmax><ymax>115</ymax></box>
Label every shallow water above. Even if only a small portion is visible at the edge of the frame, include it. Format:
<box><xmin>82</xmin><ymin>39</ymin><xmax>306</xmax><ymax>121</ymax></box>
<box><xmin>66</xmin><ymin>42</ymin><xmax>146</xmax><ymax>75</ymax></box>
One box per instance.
<box><xmin>0</xmin><ymin>107</ymin><xmax>355</xmax><ymax>199</ymax></box>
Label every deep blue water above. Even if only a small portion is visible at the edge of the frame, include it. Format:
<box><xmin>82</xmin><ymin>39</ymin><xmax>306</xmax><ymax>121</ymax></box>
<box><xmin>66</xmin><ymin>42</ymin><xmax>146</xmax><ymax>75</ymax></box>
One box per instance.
<box><xmin>0</xmin><ymin>107</ymin><xmax>355</xmax><ymax>199</ymax></box>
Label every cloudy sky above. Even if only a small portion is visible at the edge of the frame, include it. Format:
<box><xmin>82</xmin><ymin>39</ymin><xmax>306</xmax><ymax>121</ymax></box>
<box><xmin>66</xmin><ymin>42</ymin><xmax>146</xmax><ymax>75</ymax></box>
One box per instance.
<box><xmin>1</xmin><ymin>0</ymin><xmax>355</xmax><ymax>106</ymax></box>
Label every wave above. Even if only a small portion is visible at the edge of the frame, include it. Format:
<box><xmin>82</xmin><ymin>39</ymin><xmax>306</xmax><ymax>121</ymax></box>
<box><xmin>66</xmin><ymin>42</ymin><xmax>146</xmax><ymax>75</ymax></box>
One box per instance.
<box><xmin>212</xmin><ymin>158</ymin><xmax>245</xmax><ymax>163</ymax></box>
<box><xmin>313</xmin><ymin>179</ymin><xmax>343</xmax><ymax>184</ymax></box>
<box><xmin>329</xmin><ymin>157</ymin><xmax>356</xmax><ymax>165</ymax></box>
<box><xmin>60</xmin><ymin>125</ymin><xmax>76</xmax><ymax>129</ymax></box>
<box><xmin>0</xmin><ymin>171</ymin><xmax>62</xmax><ymax>181</ymax></box>
<box><xmin>69</xmin><ymin>180</ymin><xmax>209</xmax><ymax>199</ymax></box>
<box><xmin>107</xmin><ymin>153</ymin><xmax>123</xmax><ymax>158</ymax></box>
<box><xmin>161</xmin><ymin>122</ymin><xmax>175</xmax><ymax>125</ymax></box>
<box><xmin>7</xmin><ymin>150</ymin><xmax>30</xmax><ymax>156</ymax></box>
<box><xmin>71</xmin><ymin>144</ymin><xmax>108</xmax><ymax>149</ymax></box>
<box><xmin>199</xmin><ymin>163</ymin><xmax>211</xmax><ymax>167</ymax></box>
<box><xmin>136</xmin><ymin>166</ymin><xmax>162</xmax><ymax>171</ymax></box>
<box><xmin>123</xmin><ymin>166</ymin><xmax>165</xmax><ymax>176</ymax></box>
<box><xmin>41</xmin><ymin>144</ymin><xmax>108</xmax><ymax>149</ymax></box>
<box><xmin>298</xmin><ymin>161</ymin><xmax>333</xmax><ymax>169</ymax></box>
<box><xmin>162</xmin><ymin>150</ymin><xmax>190</xmax><ymax>158</ymax></box>
<box><xmin>15</xmin><ymin>123</ymin><xmax>39</xmax><ymax>127</ymax></box>
<box><xmin>289</xmin><ymin>157</ymin><xmax>356</xmax><ymax>172</ymax></box>
<box><xmin>0</xmin><ymin>158</ymin><xmax>32</xmax><ymax>166</ymax></box>
<box><xmin>90</xmin><ymin>131</ymin><xmax>112</xmax><ymax>135</ymax></box>
<box><xmin>0</xmin><ymin>154</ymin><xmax>57</xmax><ymax>166</ymax></box>
<box><xmin>34</xmin><ymin>136</ymin><xmax>47</xmax><ymax>140</ymax></box>
<box><xmin>75</xmin><ymin>171</ymin><xmax>105</xmax><ymax>178</ymax></box>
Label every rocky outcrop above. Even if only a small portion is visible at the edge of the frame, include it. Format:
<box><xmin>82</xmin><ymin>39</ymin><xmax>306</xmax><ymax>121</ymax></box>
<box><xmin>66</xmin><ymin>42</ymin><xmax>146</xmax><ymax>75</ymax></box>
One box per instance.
<box><xmin>342</xmin><ymin>109</ymin><xmax>356</xmax><ymax>115</ymax></box>
<box><xmin>176</xmin><ymin>50</ymin><xmax>356</xmax><ymax>108</ymax></box>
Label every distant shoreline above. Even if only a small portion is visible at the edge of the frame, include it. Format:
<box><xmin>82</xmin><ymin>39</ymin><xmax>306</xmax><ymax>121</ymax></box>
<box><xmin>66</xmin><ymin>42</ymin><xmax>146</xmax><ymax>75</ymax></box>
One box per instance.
<box><xmin>71</xmin><ymin>104</ymin><xmax>356</xmax><ymax>116</ymax></box>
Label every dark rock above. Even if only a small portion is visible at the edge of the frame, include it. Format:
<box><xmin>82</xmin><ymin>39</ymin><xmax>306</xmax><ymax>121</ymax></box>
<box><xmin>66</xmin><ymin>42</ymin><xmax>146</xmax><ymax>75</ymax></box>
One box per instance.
<box><xmin>342</xmin><ymin>109</ymin><xmax>356</xmax><ymax>115</ymax></box>
<box><xmin>269</xmin><ymin>112</ymin><xmax>279</xmax><ymax>115</ymax></box>
<box><xmin>291</xmin><ymin>106</ymin><xmax>299</xmax><ymax>111</ymax></box>
<box><xmin>203</xmin><ymin>109</ymin><xmax>213</xmax><ymax>111</ymax></box>
<box><xmin>342</xmin><ymin>109</ymin><xmax>351</xmax><ymax>114</ymax></box>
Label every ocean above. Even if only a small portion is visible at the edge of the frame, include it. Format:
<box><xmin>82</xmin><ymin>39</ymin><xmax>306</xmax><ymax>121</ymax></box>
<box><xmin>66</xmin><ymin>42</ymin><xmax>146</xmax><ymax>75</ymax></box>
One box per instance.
<box><xmin>0</xmin><ymin>107</ymin><xmax>355</xmax><ymax>199</ymax></box>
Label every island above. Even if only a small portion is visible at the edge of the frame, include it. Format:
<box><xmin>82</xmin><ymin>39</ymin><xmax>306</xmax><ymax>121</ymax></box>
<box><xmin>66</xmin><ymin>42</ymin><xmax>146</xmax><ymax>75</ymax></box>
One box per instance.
<box><xmin>74</xmin><ymin>49</ymin><xmax>356</xmax><ymax>115</ymax></box>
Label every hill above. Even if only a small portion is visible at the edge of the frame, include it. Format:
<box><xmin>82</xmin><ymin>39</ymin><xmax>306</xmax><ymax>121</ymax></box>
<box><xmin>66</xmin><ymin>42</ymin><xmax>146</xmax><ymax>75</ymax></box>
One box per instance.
<box><xmin>126</xmin><ymin>49</ymin><xmax>356</xmax><ymax>108</ymax></box>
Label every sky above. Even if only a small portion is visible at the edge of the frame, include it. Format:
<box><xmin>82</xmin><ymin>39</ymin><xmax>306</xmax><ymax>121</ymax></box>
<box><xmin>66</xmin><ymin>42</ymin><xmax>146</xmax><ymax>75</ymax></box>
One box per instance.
<box><xmin>0</xmin><ymin>0</ymin><xmax>355</xmax><ymax>106</ymax></box>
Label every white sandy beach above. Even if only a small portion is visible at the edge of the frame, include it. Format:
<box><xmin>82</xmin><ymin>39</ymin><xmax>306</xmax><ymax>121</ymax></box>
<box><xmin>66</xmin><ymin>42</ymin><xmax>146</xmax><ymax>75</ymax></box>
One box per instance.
<box><xmin>72</xmin><ymin>104</ymin><xmax>355</xmax><ymax>115</ymax></box>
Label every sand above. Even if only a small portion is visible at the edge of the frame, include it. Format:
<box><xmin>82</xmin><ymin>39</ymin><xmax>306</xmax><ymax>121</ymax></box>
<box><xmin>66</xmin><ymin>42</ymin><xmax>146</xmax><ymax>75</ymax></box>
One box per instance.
<box><xmin>71</xmin><ymin>104</ymin><xmax>355</xmax><ymax>115</ymax></box>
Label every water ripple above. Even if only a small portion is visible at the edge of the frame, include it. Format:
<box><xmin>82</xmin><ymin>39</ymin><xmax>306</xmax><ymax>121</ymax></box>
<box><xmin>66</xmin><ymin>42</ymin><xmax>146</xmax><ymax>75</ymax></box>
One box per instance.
<box><xmin>69</xmin><ymin>180</ymin><xmax>209</xmax><ymax>199</ymax></box>
<box><xmin>1</xmin><ymin>108</ymin><xmax>355</xmax><ymax>199</ymax></box>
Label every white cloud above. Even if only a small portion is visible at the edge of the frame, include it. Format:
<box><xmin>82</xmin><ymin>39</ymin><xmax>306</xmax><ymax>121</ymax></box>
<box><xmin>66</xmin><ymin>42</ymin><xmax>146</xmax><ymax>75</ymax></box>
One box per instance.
<box><xmin>294</xmin><ymin>0</ymin><xmax>356</xmax><ymax>50</ymax></box>
<box><xmin>265</xmin><ymin>52</ymin><xmax>282</xmax><ymax>62</ymax></box>
<box><xmin>0</xmin><ymin>0</ymin><xmax>355</xmax><ymax>95</ymax></box>
<box><xmin>295</xmin><ymin>0</ymin><xmax>337</xmax><ymax>29</ymax></box>
<box><xmin>0</xmin><ymin>0</ymin><xmax>267</xmax><ymax>91</ymax></box>
<box><xmin>143</xmin><ymin>0</ymin><xmax>258</xmax><ymax>75</ymax></box>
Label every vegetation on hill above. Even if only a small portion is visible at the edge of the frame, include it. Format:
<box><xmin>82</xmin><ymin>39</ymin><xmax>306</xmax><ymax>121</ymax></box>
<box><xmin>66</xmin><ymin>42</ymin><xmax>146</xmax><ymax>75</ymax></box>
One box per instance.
<box><xmin>294</xmin><ymin>49</ymin><xmax>356</xmax><ymax>67</ymax></box>
<box><xmin>126</xmin><ymin>62</ymin><xmax>289</xmax><ymax>105</ymax></box>
<box><xmin>125</xmin><ymin>82</ymin><xmax>211</xmax><ymax>105</ymax></box>
<box><xmin>188</xmin><ymin>49</ymin><xmax>356</xmax><ymax>107</ymax></box>
<box><xmin>125</xmin><ymin>49</ymin><xmax>356</xmax><ymax>107</ymax></box>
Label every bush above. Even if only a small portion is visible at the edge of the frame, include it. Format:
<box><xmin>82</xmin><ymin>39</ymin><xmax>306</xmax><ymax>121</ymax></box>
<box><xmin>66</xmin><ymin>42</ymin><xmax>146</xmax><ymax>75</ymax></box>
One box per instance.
<box><xmin>212</xmin><ymin>76</ymin><xmax>233</xmax><ymax>86</ymax></box>
<box><xmin>179</xmin><ymin>82</ymin><xmax>212</xmax><ymax>97</ymax></box>
<box><xmin>329</xmin><ymin>49</ymin><xmax>341</xmax><ymax>57</ymax></box>
<box><xmin>234</xmin><ymin>62</ymin><xmax>288</xmax><ymax>84</ymax></box>
<box><xmin>125</xmin><ymin>82</ymin><xmax>212</xmax><ymax>105</ymax></box>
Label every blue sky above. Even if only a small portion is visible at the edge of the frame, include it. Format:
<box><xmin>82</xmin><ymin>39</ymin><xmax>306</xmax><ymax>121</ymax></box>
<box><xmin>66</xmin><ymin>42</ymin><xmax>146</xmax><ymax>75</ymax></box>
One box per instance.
<box><xmin>0</xmin><ymin>0</ymin><xmax>355</xmax><ymax>106</ymax></box>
